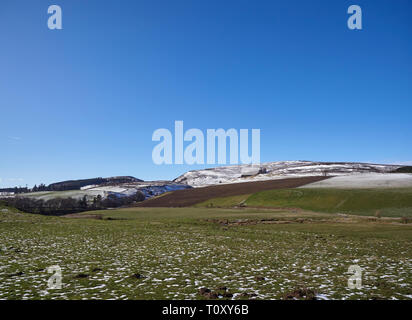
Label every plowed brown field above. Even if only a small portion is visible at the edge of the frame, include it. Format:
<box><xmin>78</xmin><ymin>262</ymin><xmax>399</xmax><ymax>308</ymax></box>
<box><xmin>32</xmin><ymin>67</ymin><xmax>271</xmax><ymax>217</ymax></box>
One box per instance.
<box><xmin>136</xmin><ymin>176</ymin><xmax>330</xmax><ymax>207</ymax></box>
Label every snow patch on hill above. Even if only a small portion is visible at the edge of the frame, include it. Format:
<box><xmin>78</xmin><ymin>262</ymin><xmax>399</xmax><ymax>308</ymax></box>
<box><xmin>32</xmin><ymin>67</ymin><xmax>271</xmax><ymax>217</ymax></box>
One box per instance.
<box><xmin>300</xmin><ymin>173</ymin><xmax>412</xmax><ymax>189</ymax></box>
<box><xmin>173</xmin><ymin>161</ymin><xmax>403</xmax><ymax>187</ymax></box>
<box><xmin>23</xmin><ymin>182</ymin><xmax>191</xmax><ymax>202</ymax></box>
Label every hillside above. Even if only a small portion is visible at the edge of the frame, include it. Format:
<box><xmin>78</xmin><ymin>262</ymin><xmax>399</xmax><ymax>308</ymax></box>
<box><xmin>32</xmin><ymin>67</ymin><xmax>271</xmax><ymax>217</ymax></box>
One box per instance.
<box><xmin>46</xmin><ymin>176</ymin><xmax>143</xmax><ymax>191</ymax></box>
<box><xmin>196</xmin><ymin>187</ymin><xmax>412</xmax><ymax>217</ymax></box>
<box><xmin>174</xmin><ymin>161</ymin><xmax>403</xmax><ymax>187</ymax></box>
<box><xmin>4</xmin><ymin>181</ymin><xmax>191</xmax><ymax>215</ymax></box>
<box><xmin>299</xmin><ymin>173</ymin><xmax>412</xmax><ymax>189</ymax></box>
<box><xmin>136</xmin><ymin>176</ymin><xmax>328</xmax><ymax>207</ymax></box>
<box><xmin>3</xmin><ymin>161</ymin><xmax>412</xmax><ymax>215</ymax></box>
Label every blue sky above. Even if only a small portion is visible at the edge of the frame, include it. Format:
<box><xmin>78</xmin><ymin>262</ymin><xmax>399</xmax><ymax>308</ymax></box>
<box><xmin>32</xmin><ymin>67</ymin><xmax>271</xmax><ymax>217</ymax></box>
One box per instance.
<box><xmin>0</xmin><ymin>0</ymin><xmax>411</xmax><ymax>187</ymax></box>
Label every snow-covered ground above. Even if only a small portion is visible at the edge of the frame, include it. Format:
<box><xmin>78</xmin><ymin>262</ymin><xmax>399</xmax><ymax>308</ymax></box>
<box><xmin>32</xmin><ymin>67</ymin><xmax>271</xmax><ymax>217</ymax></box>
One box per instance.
<box><xmin>16</xmin><ymin>161</ymin><xmax>412</xmax><ymax>202</ymax></box>
<box><xmin>174</xmin><ymin>161</ymin><xmax>403</xmax><ymax>187</ymax></box>
<box><xmin>300</xmin><ymin>173</ymin><xmax>412</xmax><ymax>189</ymax></box>
<box><xmin>22</xmin><ymin>181</ymin><xmax>191</xmax><ymax>202</ymax></box>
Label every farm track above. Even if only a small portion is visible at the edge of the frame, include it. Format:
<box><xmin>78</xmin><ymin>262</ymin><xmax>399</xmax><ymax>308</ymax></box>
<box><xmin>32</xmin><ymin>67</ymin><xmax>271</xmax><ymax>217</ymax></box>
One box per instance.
<box><xmin>136</xmin><ymin>176</ymin><xmax>330</xmax><ymax>207</ymax></box>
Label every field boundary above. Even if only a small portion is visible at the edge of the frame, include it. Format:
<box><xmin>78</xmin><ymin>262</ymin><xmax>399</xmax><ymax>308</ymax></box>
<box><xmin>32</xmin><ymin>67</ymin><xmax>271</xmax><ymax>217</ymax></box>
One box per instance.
<box><xmin>136</xmin><ymin>176</ymin><xmax>330</xmax><ymax>207</ymax></box>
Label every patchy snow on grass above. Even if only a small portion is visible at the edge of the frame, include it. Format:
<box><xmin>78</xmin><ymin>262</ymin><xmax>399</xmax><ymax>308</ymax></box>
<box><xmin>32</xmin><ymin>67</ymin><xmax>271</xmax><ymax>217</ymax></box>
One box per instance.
<box><xmin>19</xmin><ymin>182</ymin><xmax>191</xmax><ymax>202</ymax></box>
<box><xmin>300</xmin><ymin>173</ymin><xmax>412</xmax><ymax>189</ymax></box>
<box><xmin>174</xmin><ymin>161</ymin><xmax>402</xmax><ymax>187</ymax></box>
<box><xmin>0</xmin><ymin>211</ymin><xmax>410</xmax><ymax>300</ymax></box>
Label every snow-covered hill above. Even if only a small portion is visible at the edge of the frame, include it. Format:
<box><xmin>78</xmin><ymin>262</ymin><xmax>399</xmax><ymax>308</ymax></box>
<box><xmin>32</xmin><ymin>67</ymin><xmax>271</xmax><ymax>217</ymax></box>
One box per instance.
<box><xmin>23</xmin><ymin>181</ymin><xmax>191</xmax><ymax>202</ymax></box>
<box><xmin>82</xmin><ymin>181</ymin><xmax>191</xmax><ymax>199</ymax></box>
<box><xmin>300</xmin><ymin>173</ymin><xmax>412</xmax><ymax>189</ymax></box>
<box><xmin>173</xmin><ymin>161</ymin><xmax>404</xmax><ymax>187</ymax></box>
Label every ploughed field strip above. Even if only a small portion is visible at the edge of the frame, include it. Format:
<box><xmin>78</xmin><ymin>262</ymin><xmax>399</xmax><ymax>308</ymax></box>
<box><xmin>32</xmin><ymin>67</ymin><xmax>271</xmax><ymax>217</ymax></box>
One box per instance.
<box><xmin>136</xmin><ymin>176</ymin><xmax>330</xmax><ymax>207</ymax></box>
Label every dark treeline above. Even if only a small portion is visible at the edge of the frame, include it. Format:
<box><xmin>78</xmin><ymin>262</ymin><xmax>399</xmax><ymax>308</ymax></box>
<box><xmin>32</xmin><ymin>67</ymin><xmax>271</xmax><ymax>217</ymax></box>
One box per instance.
<box><xmin>0</xmin><ymin>187</ymin><xmax>29</xmax><ymax>194</ymax></box>
<box><xmin>0</xmin><ymin>176</ymin><xmax>142</xmax><ymax>194</ymax></box>
<box><xmin>47</xmin><ymin>176</ymin><xmax>142</xmax><ymax>191</ymax></box>
<box><xmin>1</xmin><ymin>192</ymin><xmax>145</xmax><ymax>215</ymax></box>
<box><xmin>47</xmin><ymin>178</ymin><xmax>106</xmax><ymax>191</ymax></box>
<box><xmin>394</xmin><ymin>166</ymin><xmax>412</xmax><ymax>173</ymax></box>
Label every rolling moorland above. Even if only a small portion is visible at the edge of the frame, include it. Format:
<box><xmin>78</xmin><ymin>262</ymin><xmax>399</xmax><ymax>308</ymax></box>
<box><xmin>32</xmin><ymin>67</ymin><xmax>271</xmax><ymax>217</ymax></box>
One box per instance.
<box><xmin>1</xmin><ymin>205</ymin><xmax>411</xmax><ymax>300</ymax></box>
<box><xmin>0</xmin><ymin>161</ymin><xmax>411</xmax><ymax>300</ymax></box>
<box><xmin>196</xmin><ymin>188</ymin><xmax>412</xmax><ymax>217</ymax></box>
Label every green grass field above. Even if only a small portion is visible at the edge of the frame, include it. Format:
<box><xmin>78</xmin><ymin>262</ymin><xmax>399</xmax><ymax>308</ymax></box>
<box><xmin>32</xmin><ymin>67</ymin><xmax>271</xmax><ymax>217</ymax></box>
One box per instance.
<box><xmin>0</xmin><ymin>203</ymin><xmax>411</xmax><ymax>300</ymax></box>
<box><xmin>197</xmin><ymin>188</ymin><xmax>412</xmax><ymax>217</ymax></box>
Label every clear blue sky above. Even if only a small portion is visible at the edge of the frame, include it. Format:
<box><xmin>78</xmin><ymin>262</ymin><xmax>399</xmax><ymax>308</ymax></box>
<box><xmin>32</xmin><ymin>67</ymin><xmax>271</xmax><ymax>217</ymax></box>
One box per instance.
<box><xmin>1</xmin><ymin>0</ymin><xmax>411</xmax><ymax>187</ymax></box>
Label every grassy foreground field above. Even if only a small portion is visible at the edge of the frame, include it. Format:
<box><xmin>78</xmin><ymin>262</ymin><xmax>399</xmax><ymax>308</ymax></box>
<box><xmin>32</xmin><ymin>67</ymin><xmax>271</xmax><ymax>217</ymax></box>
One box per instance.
<box><xmin>196</xmin><ymin>188</ymin><xmax>412</xmax><ymax>217</ymax></box>
<box><xmin>0</xmin><ymin>203</ymin><xmax>411</xmax><ymax>300</ymax></box>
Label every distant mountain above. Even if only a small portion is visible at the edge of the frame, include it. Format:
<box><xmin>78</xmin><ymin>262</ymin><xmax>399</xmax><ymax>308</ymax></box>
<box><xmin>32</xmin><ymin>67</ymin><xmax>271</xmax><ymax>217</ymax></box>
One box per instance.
<box><xmin>47</xmin><ymin>176</ymin><xmax>143</xmax><ymax>191</ymax></box>
<box><xmin>174</xmin><ymin>161</ymin><xmax>404</xmax><ymax>187</ymax></box>
<box><xmin>3</xmin><ymin>178</ymin><xmax>191</xmax><ymax>215</ymax></box>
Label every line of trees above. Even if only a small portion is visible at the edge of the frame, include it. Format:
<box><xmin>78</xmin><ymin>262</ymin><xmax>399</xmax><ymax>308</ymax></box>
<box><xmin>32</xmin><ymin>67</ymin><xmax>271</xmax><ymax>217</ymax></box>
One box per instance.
<box><xmin>0</xmin><ymin>187</ymin><xmax>30</xmax><ymax>194</ymax></box>
<box><xmin>31</xmin><ymin>184</ymin><xmax>48</xmax><ymax>192</ymax></box>
<box><xmin>1</xmin><ymin>192</ymin><xmax>145</xmax><ymax>216</ymax></box>
<box><xmin>394</xmin><ymin>166</ymin><xmax>412</xmax><ymax>173</ymax></box>
<box><xmin>0</xmin><ymin>176</ymin><xmax>142</xmax><ymax>194</ymax></box>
